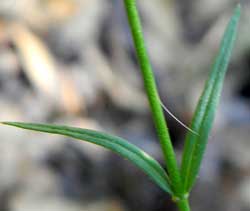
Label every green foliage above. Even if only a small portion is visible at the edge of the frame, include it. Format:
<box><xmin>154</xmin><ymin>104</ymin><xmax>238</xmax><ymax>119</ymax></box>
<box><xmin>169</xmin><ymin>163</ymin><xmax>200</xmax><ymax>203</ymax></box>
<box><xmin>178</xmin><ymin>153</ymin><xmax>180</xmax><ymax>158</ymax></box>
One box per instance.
<box><xmin>2</xmin><ymin>2</ymin><xmax>241</xmax><ymax>211</ymax></box>
<box><xmin>2</xmin><ymin>122</ymin><xmax>172</xmax><ymax>195</ymax></box>
<box><xmin>180</xmin><ymin>5</ymin><xmax>241</xmax><ymax>193</ymax></box>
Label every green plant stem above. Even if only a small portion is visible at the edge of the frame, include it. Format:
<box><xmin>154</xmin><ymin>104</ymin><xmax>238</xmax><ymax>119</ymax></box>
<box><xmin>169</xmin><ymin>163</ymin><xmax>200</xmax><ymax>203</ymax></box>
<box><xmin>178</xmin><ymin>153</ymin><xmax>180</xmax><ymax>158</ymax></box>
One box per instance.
<box><xmin>176</xmin><ymin>199</ymin><xmax>191</xmax><ymax>211</ymax></box>
<box><xmin>123</xmin><ymin>0</ymin><xmax>184</xmax><ymax>199</ymax></box>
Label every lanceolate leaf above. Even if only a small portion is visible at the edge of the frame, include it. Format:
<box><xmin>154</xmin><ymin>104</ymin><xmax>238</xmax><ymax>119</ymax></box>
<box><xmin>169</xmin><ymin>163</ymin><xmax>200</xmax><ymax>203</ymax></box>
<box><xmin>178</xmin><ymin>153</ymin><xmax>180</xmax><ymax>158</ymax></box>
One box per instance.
<box><xmin>3</xmin><ymin>122</ymin><xmax>173</xmax><ymax>195</ymax></box>
<box><xmin>181</xmin><ymin>5</ymin><xmax>241</xmax><ymax>192</ymax></box>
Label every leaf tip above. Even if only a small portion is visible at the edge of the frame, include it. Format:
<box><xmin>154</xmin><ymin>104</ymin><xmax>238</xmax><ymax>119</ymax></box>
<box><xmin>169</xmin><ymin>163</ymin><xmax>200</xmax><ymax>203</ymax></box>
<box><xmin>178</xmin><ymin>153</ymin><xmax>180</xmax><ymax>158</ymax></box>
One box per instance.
<box><xmin>1</xmin><ymin>122</ymin><xmax>20</xmax><ymax>127</ymax></box>
<box><xmin>235</xmin><ymin>3</ymin><xmax>241</xmax><ymax>17</ymax></box>
<box><xmin>2</xmin><ymin>121</ymin><xmax>12</xmax><ymax>125</ymax></box>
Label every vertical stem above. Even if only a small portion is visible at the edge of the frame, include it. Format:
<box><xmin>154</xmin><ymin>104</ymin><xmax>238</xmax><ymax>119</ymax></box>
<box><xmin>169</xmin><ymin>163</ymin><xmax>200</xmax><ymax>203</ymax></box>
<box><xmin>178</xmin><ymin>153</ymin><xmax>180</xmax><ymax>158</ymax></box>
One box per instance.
<box><xmin>123</xmin><ymin>0</ymin><xmax>183</xmax><ymax>198</ymax></box>
<box><xmin>176</xmin><ymin>198</ymin><xmax>191</xmax><ymax>211</ymax></box>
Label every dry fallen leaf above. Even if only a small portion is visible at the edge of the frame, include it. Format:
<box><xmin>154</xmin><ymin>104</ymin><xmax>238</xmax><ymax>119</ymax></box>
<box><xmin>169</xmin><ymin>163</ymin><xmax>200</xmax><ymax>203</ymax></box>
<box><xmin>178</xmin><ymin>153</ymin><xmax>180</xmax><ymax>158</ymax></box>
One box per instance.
<box><xmin>59</xmin><ymin>70</ymin><xmax>84</xmax><ymax>114</ymax></box>
<box><xmin>9</xmin><ymin>23</ymin><xmax>60</xmax><ymax>99</ymax></box>
<box><xmin>8</xmin><ymin>23</ymin><xmax>83</xmax><ymax>114</ymax></box>
<box><xmin>87</xmin><ymin>45</ymin><xmax>148</xmax><ymax>113</ymax></box>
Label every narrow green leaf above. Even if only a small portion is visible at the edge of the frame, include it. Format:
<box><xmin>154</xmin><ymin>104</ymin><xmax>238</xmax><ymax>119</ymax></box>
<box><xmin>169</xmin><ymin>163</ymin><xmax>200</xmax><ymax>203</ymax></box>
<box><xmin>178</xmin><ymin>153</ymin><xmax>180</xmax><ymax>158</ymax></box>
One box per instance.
<box><xmin>181</xmin><ymin>4</ymin><xmax>241</xmax><ymax>192</ymax></box>
<box><xmin>3</xmin><ymin>122</ymin><xmax>173</xmax><ymax>195</ymax></box>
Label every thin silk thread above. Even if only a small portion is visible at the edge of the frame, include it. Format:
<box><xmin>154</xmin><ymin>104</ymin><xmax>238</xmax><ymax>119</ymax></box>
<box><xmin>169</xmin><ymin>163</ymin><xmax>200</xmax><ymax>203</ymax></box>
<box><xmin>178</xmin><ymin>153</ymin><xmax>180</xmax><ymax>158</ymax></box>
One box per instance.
<box><xmin>159</xmin><ymin>99</ymin><xmax>199</xmax><ymax>136</ymax></box>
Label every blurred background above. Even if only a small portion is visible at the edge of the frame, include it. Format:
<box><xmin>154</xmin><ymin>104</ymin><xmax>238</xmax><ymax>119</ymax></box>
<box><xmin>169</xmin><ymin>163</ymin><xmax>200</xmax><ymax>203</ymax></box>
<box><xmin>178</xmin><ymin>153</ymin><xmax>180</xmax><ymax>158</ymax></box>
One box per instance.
<box><xmin>0</xmin><ymin>0</ymin><xmax>250</xmax><ymax>210</ymax></box>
